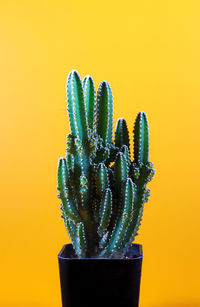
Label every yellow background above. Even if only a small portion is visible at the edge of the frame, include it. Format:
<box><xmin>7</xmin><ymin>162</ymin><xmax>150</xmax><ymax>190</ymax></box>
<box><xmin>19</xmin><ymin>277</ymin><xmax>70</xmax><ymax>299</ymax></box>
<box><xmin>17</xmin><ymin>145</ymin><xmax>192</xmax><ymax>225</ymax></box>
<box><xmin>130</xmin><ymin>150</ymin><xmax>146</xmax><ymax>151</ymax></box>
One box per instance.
<box><xmin>0</xmin><ymin>1</ymin><xmax>200</xmax><ymax>306</ymax></box>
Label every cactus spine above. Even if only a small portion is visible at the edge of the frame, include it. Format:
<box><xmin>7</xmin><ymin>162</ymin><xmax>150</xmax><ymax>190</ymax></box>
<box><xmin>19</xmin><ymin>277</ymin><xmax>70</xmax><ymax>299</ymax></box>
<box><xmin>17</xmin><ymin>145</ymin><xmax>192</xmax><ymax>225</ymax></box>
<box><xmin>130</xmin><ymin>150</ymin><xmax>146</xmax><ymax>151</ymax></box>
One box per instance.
<box><xmin>57</xmin><ymin>70</ymin><xmax>155</xmax><ymax>258</ymax></box>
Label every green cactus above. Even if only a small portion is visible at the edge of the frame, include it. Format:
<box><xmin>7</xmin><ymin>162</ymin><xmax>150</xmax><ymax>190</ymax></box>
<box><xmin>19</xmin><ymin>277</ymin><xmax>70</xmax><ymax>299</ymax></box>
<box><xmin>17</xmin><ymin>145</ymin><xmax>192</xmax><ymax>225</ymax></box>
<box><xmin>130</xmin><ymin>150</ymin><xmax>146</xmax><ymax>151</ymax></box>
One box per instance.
<box><xmin>57</xmin><ymin>70</ymin><xmax>155</xmax><ymax>258</ymax></box>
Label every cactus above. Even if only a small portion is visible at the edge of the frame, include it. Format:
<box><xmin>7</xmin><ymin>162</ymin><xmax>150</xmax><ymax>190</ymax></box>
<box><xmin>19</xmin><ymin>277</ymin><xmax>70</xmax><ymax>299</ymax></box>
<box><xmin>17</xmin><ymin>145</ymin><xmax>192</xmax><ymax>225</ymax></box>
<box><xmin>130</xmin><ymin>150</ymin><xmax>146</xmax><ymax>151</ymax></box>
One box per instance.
<box><xmin>57</xmin><ymin>70</ymin><xmax>155</xmax><ymax>258</ymax></box>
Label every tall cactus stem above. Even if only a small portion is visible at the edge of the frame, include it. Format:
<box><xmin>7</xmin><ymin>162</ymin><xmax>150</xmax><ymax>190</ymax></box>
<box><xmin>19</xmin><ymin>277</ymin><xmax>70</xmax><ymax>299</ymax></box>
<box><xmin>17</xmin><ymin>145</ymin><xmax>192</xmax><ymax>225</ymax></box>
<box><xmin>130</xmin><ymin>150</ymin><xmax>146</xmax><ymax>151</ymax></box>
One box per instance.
<box><xmin>100</xmin><ymin>178</ymin><xmax>135</xmax><ymax>257</ymax></box>
<box><xmin>98</xmin><ymin>188</ymin><xmax>112</xmax><ymax>236</ymax></box>
<box><xmin>57</xmin><ymin>158</ymin><xmax>81</xmax><ymax>223</ymax></box>
<box><xmin>96</xmin><ymin>81</ymin><xmax>113</xmax><ymax>145</ymax></box>
<box><xmin>115</xmin><ymin>118</ymin><xmax>130</xmax><ymax>150</ymax></box>
<box><xmin>83</xmin><ymin>75</ymin><xmax>95</xmax><ymax>132</ymax></box>
<box><xmin>133</xmin><ymin>111</ymin><xmax>149</xmax><ymax>164</ymax></box>
<box><xmin>66</xmin><ymin>70</ymin><xmax>88</xmax><ymax>141</ymax></box>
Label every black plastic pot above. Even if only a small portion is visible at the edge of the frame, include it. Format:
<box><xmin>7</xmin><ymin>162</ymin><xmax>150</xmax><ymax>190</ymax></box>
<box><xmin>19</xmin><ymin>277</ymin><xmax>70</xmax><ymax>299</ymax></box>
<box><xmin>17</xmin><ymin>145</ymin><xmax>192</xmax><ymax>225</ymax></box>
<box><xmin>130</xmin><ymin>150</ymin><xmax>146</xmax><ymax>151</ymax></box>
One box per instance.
<box><xmin>58</xmin><ymin>243</ymin><xmax>143</xmax><ymax>307</ymax></box>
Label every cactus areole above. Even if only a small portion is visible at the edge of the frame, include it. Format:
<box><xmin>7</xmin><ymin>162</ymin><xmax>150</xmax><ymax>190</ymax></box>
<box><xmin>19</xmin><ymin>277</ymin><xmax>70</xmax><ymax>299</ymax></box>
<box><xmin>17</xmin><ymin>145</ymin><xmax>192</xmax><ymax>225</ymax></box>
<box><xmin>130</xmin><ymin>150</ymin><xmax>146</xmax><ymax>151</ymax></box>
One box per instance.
<box><xmin>57</xmin><ymin>70</ymin><xmax>155</xmax><ymax>259</ymax></box>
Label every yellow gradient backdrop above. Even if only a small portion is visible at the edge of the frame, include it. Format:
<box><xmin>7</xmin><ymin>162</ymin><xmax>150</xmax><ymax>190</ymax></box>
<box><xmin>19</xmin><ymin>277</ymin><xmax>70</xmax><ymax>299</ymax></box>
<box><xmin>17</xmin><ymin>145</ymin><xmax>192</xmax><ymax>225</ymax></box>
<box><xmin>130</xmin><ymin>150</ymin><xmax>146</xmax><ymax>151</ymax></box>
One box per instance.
<box><xmin>0</xmin><ymin>1</ymin><xmax>200</xmax><ymax>306</ymax></box>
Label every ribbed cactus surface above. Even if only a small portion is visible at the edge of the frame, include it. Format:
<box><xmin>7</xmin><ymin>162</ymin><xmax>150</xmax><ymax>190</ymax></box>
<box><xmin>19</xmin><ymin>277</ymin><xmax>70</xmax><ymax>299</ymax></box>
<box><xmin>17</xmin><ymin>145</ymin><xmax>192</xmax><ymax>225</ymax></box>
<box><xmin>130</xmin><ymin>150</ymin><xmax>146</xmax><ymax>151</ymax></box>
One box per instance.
<box><xmin>57</xmin><ymin>70</ymin><xmax>155</xmax><ymax>258</ymax></box>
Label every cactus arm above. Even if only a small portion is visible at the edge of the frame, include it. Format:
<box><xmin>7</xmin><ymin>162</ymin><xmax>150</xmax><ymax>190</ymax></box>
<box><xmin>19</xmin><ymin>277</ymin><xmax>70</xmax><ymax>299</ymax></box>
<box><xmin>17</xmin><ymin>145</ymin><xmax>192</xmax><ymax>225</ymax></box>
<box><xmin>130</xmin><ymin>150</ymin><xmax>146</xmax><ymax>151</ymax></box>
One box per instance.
<box><xmin>132</xmin><ymin>164</ymin><xmax>155</xmax><ymax>229</ymax></box>
<box><xmin>125</xmin><ymin>120</ymin><xmax>154</xmax><ymax>247</ymax></box>
<box><xmin>114</xmin><ymin>152</ymin><xmax>128</xmax><ymax>188</ymax></box>
<box><xmin>57</xmin><ymin>158</ymin><xmax>81</xmax><ymax>223</ymax></box>
<box><xmin>62</xmin><ymin>213</ymin><xmax>79</xmax><ymax>253</ymax></box>
<box><xmin>124</xmin><ymin>163</ymin><xmax>155</xmax><ymax>252</ymax></box>
<box><xmin>70</xmin><ymin>137</ymin><xmax>90</xmax><ymax>209</ymax></box>
<box><xmin>96</xmin><ymin>81</ymin><xmax>113</xmax><ymax>145</ymax></box>
<box><xmin>130</xmin><ymin>162</ymin><xmax>140</xmax><ymax>180</ymax></box>
<box><xmin>89</xmin><ymin>165</ymin><xmax>100</xmax><ymax>223</ymax></box>
<box><xmin>115</xmin><ymin>118</ymin><xmax>130</xmax><ymax>150</ymax></box>
<box><xmin>133</xmin><ymin>111</ymin><xmax>149</xmax><ymax>164</ymax></box>
<box><xmin>144</xmin><ymin>162</ymin><xmax>156</xmax><ymax>184</ymax></box>
<box><xmin>83</xmin><ymin>75</ymin><xmax>95</xmax><ymax>132</ymax></box>
<box><xmin>76</xmin><ymin>222</ymin><xmax>87</xmax><ymax>258</ymax></box>
<box><xmin>121</xmin><ymin>186</ymin><xmax>145</xmax><ymax>254</ymax></box>
<box><xmin>121</xmin><ymin>145</ymin><xmax>130</xmax><ymax>166</ymax></box>
<box><xmin>66</xmin><ymin>153</ymin><xmax>74</xmax><ymax>170</ymax></box>
<box><xmin>65</xmin><ymin>215</ymin><xmax>77</xmax><ymax>238</ymax></box>
<box><xmin>67</xmin><ymin>70</ymin><xmax>88</xmax><ymax>141</ymax></box>
<box><xmin>95</xmin><ymin>163</ymin><xmax>110</xmax><ymax>196</ymax></box>
<box><xmin>112</xmin><ymin>152</ymin><xmax>129</xmax><ymax>223</ymax></box>
<box><xmin>100</xmin><ymin>178</ymin><xmax>135</xmax><ymax>257</ymax></box>
<box><xmin>66</xmin><ymin>134</ymin><xmax>76</xmax><ymax>155</ymax></box>
<box><xmin>98</xmin><ymin>188</ymin><xmax>112</xmax><ymax>236</ymax></box>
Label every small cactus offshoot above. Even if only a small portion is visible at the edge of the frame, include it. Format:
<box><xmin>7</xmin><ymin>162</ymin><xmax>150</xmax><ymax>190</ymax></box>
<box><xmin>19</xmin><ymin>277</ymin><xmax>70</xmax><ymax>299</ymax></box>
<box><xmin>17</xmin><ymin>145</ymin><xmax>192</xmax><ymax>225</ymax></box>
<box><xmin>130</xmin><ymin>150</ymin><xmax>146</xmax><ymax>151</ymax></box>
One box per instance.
<box><xmin>57</xmin><ymin>70</ymin><xmax>155</xmax><ymax>258</ymax></box>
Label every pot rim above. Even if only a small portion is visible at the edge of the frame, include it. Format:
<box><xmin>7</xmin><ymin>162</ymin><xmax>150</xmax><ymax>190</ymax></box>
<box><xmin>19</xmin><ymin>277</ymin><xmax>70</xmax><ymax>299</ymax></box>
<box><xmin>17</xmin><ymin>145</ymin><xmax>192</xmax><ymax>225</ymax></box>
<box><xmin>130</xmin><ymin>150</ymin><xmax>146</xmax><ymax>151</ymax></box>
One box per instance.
<box><xmin>58</xmin><ymin>243</ymin><xmax>143</xmax><ymax>261</ymax></box>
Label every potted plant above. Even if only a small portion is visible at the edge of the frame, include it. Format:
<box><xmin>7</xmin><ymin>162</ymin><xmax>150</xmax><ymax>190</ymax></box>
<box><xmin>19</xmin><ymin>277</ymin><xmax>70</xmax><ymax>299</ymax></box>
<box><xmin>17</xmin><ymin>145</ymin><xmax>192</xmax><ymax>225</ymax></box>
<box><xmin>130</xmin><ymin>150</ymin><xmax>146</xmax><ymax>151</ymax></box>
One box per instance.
<box><xmin>57</xmin><ymin>70</ymin><xmax>155</xmax><ymax>307</ymax></box>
